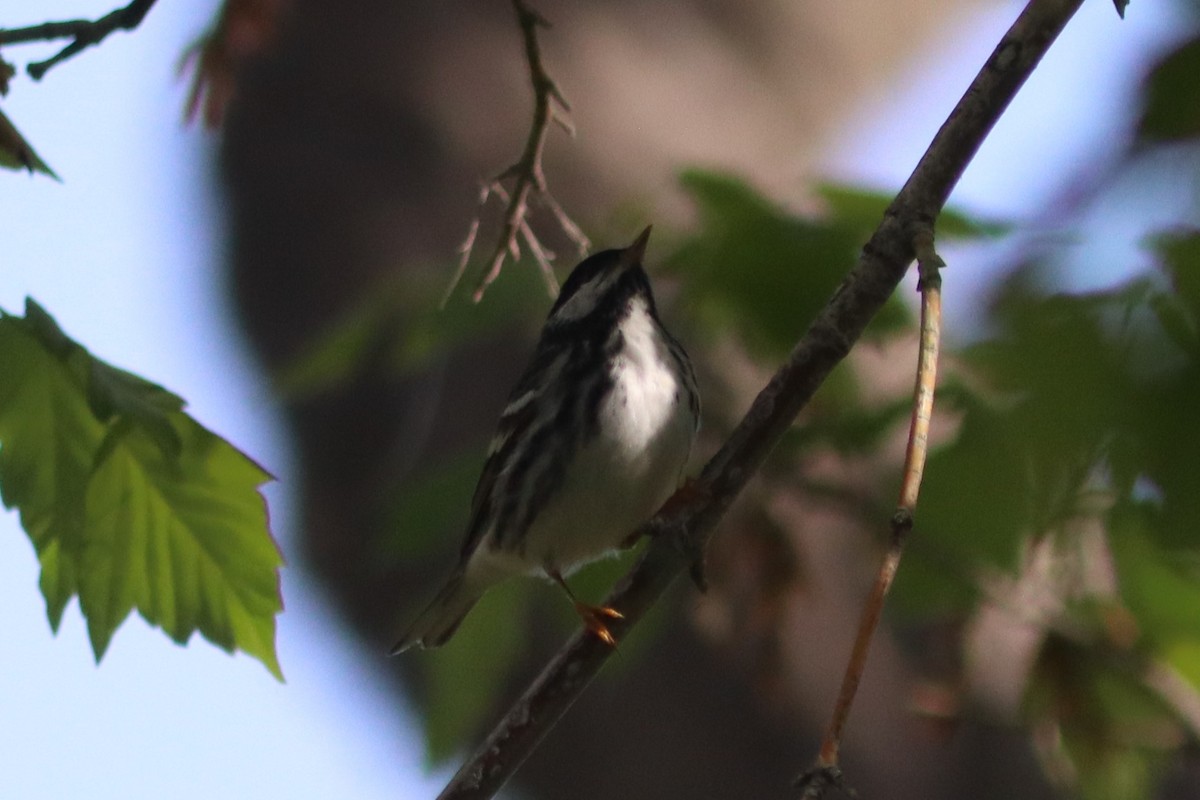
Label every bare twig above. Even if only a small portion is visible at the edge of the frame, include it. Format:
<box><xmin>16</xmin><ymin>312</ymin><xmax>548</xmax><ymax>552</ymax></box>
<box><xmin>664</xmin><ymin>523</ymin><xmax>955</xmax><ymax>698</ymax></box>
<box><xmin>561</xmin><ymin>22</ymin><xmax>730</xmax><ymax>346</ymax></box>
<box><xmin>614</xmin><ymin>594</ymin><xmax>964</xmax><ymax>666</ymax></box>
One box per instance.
<box><xmin>797</xmin><ymin>229</ymin><xmax>944</xmax><ymax>797</ymax></box>
<box><xmin>0</xmin><ymin>0</ymin><xmax>158</xmax><ymax>80</ymax></box>
<box><xmin>435</xmin><ymin>1</ymin><xmax>1086</xmax><ymax>798</ymax></box>
<box><xmin>444</xmin><ymin>0</ymin><xmax>590</xmax><ymax>305</ymax></box>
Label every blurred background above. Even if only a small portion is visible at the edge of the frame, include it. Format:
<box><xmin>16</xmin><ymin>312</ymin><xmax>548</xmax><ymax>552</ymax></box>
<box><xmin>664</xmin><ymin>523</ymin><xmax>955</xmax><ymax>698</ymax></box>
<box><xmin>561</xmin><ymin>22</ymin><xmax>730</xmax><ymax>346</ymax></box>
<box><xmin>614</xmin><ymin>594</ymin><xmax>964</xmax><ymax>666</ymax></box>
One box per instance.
<box><xmin>3</xmin><ymin>0</ymin><xmax>1200</xmax><ymax>798</ymax></box>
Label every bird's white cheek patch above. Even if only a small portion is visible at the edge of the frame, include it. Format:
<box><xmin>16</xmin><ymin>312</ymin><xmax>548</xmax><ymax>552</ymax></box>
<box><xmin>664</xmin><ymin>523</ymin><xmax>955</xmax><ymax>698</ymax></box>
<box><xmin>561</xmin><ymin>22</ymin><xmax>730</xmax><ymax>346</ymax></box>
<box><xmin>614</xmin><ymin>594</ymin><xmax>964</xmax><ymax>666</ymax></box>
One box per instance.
<box><xmin>550</xmin><ymin>271</ymin><xmax>621</xmax><ymax>324</ymax></box>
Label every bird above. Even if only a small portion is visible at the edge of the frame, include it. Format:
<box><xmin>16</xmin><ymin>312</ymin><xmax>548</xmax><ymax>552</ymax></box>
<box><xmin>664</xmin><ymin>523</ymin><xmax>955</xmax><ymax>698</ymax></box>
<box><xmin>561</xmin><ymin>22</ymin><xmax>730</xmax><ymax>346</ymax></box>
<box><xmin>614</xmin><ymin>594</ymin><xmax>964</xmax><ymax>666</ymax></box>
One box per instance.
<box><xmin>391</xmin><ymin>226</ymin><xmax>699</xmax><ymax>653</ymax></box>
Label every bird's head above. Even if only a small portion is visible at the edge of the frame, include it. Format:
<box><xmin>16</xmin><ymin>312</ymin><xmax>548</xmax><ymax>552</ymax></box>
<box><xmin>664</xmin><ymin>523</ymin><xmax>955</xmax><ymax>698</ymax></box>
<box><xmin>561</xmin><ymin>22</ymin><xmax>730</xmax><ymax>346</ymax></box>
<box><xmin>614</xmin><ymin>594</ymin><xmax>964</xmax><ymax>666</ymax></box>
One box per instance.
<box><xmin>546</xmin><ymin>226</ymin><xmax>656</xmax><ymax>330</ymax></box>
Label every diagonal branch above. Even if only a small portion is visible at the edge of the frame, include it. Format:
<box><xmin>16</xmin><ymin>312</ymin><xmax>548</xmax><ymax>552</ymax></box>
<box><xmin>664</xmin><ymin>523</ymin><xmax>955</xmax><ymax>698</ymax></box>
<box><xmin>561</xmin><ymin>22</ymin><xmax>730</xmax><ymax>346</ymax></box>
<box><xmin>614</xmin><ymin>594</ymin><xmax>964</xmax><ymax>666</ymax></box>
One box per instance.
<box><xmin>0</xmin><ymin>0</ymin><xmax>158</xmax><ymax>80</ymax></box>
<box><xmin>435</xmin><ymin>1</ymin><xmax>1088</xmax><ymax>798</ymax></box>
<box><xmin>444</xmin><ymin>0</ymin><xmax>590</xmax><ymax>305</ymax></box>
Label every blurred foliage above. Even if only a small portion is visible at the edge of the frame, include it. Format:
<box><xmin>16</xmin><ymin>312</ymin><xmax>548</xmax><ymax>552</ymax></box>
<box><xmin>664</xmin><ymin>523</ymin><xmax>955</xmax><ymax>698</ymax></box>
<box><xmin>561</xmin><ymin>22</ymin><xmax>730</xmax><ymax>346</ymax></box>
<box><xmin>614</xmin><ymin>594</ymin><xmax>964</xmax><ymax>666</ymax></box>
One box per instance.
<box><xmin>898</xmin><ymin>226</ymin><xmax>1200</xmax><ymax>797</ymax></box>
<box><xmin>277</xmin><ymin>260</ymin><xmax>548</xmax><ymax>398</ymax></box>
<box><xmin>1137</xmin><ymin>37</ymin><xmax>1200</xmax><ymax>142</ymax></box>
<box><xmin>421</xmin><ymin>579</ymin><xmax>534</xmax><ymax>763</ymax></box>
<box><xmin>0</xmin><ymin>299</ymin><xmax>283</xmax><ymax>678</ymax></box>
<box><xmin>297</xmin><ymin>25</ymin><xmax>1200</xmax><ymax>799</ymax></box>
<box><xmin>1</xmin><ymin>56</ymin><xmax>56</xmax><ymax>178</ymax></box>
<box><xmin>666</xmin><ymin>169</ymin><xmax>914</xmax><ymax>361</ymax></box>
<box><xmin>0</xmin><ymin>104</ymin><xmax>59</xmax><ymax>180</ymax></box>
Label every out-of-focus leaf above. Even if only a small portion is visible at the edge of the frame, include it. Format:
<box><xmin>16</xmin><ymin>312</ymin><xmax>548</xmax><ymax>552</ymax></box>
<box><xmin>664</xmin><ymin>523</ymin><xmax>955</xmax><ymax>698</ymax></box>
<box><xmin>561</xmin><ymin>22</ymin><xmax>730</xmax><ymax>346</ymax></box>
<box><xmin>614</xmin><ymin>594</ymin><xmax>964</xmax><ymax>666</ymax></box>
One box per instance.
<box><xmin>890</xmin><ymin>544</ymin><xmax>979</xmax><ymax>616</ymax></box>
<box><xmin>915</xmin><ymin>393</ymin><xmax>1031</xmax><ymax>569</ymax></box>
<box><xmin>1027</xmin><ymin>634</ymin><xmax>1178</xmax><ymax>800</ymax></box>
<box><xmin>784</xmin><ymin>396</ymin><xmax>912</xmax><ymax>456</ymax></box>
<box><xmin>1162</xmin><ymin>639</ymin><xmax>1200</xmax><ymax>693</ymax></box>
<box><xmin>272</xmin><ymin>281</ymin><xmax>400</xmax><ymax>395</ymax></box>
<box><xmin>1109</xmin><ymin>504</ymin><xmax>1200</xmax><ymax>648</ymax></box>
<box><xmin>0</xmin><ymin>59</ymin><xmax>14</xmax><ymax>95</ymax></box>
<box><xmin>1147</xmin><ymin>291</ymin><xmax>1198</xmax><ymax>358</ymax></box>
<box><xmin>394</xmin><ymin>268</ymin><xmax>543</xmax><ymax>372</ymax></box>
<box><xmin>421</xmin><ymin>580</ymin><xmax>532</xmax><ymax>763</ymax></box>
<box><xmin>378</xmin><ymin>451</ymin><xmax>482</xmax><ymax>561</ymax></box>
<box><xmin>415</xmin><ymin>549</ymin><xmax>653</xmax><ymax>762</ymax></box>
<box><xmin>668</xmin><ymin>170</ymin><xmax>912</xmax><ymax>361</ymax></box>
<box><xmin>1152</xmin><ymin>229</ymin><xmax>1200</xmax><ymax>325</ymax></box>
<box><xmin>815</xmin><ymin>183</ymin><xmax>1011</xmax><ymax>239</ymax></box>
<box><xmin>1137</xmin><ymin>36</ymin><xmax>1200</xmax><ymax>142</ymax></box>
<box><xmin>1113</xmin><ymin>0</ymin><xmax>1129</xmax><ymax>19</ymax></box>
<box><xmin>967</xmin><ymin>274</ymin><xmax>1168</xmax><ymax>515</ymax></box>
<box><xmin>0</xmin><ymin>299</ymin><xmax>282</xmax><ymax>678</ymax></box>
<box><xmin>0</xmin><ymin>106</ymin><xmax>60</xmax><ymax>180</ymax></box>
<box><xmin>276</xmin><ymin>265</ymin><xmax>542</xmax><ymax>397</ymax></box>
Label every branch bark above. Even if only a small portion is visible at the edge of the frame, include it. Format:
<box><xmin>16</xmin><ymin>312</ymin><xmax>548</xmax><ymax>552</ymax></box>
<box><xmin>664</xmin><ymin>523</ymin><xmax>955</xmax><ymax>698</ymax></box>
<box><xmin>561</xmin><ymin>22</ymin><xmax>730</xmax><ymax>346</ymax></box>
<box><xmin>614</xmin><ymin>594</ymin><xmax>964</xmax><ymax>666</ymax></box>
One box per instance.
<box><xmin>436</xmin><ymin>1</ymin><xmax>1087</xmax><ymax>798</ymax></box>
<box><xmin>0</xmin><ymin>0</ymin><xmax>158</xmax><ymax>80</ymax></box>
<box><xmin>442</xmin><ymin>0</ymin><xmax>589</xmax><ymax>306</ymax></box>
<box><xmin>798</xmin><ymin>230</ymin><xmax>945</xmax><ymax>797</ymax></box>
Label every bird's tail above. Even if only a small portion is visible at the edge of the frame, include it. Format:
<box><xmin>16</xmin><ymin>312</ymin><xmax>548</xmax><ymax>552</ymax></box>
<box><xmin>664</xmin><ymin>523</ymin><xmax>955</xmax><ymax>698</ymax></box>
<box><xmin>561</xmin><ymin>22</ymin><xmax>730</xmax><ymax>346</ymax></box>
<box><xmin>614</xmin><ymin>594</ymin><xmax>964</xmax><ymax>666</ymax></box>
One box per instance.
<box><xmin>389</xmin><ymin>570</ymin><xmax>485</xmax><ymax>654</ymax></box>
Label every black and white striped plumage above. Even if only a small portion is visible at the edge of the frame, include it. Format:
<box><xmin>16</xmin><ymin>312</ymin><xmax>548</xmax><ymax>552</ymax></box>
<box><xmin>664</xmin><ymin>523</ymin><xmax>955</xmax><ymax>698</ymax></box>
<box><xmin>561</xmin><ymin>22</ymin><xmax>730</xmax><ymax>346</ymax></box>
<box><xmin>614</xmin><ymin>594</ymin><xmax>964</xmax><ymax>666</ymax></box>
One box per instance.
<box><xmin>391</xmin><ymin>227</ymin><xmax>699</xmax><ymax>652</ymax></box>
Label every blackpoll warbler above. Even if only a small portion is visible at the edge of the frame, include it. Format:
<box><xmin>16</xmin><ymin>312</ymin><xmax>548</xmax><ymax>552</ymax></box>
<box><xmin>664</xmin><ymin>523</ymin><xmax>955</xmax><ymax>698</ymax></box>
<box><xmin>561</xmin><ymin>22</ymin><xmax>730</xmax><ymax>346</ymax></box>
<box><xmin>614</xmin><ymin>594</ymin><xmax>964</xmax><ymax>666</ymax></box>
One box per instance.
<box><xmin>391</xmin><ymin>227</ymin><xmax>699</xmax><ymax>652</ymax></box>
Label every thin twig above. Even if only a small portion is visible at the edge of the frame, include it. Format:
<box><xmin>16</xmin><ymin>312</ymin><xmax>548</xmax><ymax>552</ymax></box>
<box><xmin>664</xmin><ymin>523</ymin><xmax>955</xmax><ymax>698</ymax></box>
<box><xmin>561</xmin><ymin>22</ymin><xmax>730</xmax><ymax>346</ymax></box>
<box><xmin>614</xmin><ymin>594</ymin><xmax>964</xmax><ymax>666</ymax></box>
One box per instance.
<box><xmin>442</xmin><ymin>0</ymin><xmax>588</xmax><ymax>305</ymax></box>
<box><xmin>797</xmin><ymin>228</ymin><xmax>944</xmax><ymax>796</ymax></box>
<box><xmin>441</xmin><ymin>186</ymin><xmax>492</xmax><ymax>309</ymax></box>
<box><xmin>0</xmin><ymin>0</ymin><xmax>158</xmax><ymax>80</ymax></box>
<box><xmin>540</xmin><ymin>191</ymin><xmax>590</xmax><ymax>256</ymax></box>
<box><xmin>488</xmin><ymin>181</ymin><xmax>561</xmax><ymax>297</ymax></box>
<box><xmin>435</xmin><ymin>1</ymin><xmax>1086</xmax><ymax>798</ymax></box>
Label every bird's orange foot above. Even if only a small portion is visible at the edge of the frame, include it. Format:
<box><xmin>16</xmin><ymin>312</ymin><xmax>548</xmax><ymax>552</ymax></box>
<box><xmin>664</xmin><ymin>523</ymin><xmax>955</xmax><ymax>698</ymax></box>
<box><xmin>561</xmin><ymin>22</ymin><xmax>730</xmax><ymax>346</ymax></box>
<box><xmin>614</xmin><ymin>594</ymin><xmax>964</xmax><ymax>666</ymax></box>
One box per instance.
<box><xmin>575</xmin><ymin>602</ymin><xmax>624</xmax><ymax>646</ymax></box>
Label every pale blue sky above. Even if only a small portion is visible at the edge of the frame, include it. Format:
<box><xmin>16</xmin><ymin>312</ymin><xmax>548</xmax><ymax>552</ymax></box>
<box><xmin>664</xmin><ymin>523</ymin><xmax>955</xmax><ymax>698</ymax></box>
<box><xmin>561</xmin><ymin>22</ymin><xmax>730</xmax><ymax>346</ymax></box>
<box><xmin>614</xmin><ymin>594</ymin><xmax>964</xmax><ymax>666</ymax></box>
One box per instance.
<box><xmin>0</xmin><ymin>2</ymin><xmax>1192</xmax><ymax>799</ymax></box>
<box><xmin>1</xmin><ymin>2</ymin><xmax>445</xmax><ymax>798</ymax></box>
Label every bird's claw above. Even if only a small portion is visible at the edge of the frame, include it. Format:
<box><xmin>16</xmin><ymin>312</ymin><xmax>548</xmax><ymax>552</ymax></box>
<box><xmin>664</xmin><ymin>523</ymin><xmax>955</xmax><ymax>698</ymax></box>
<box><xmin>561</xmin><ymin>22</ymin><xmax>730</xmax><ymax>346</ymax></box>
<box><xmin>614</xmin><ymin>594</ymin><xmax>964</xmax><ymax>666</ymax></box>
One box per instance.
<box><xmin>576</xmin><ymin>602</ymin><xmax>623</xmax><ymax>646</ymax></box>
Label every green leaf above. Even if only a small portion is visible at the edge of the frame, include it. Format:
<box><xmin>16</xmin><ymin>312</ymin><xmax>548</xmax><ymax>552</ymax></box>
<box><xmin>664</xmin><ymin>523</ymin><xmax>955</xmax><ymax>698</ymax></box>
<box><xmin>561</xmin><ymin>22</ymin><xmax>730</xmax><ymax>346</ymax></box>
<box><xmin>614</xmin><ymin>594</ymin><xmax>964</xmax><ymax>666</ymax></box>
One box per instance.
<box><xmin>87</xmin><ymin>359</ymin><xmax>185</xmax><ymax>460</ymax></box>
<box><xmin>1109</xmin><ymin>505</ymin><xmax>1200</xmax><ymax>649</ymax></box>
<box><xmin>783</xmin><ymin>396</ymin><xmax>912</xmax><ymax>456</ymax></box>
<box><xmin>1152</xmin><ymin>229</ymin><xmax>1200</xmax><ymax>328</ymax></box>
<box><xmin>377</xmin><ymin>450</ymin><xmax>482</xmax><ymax>562</ymax></box>
<box><xmin>276</xmin><ymin>265</ymin><xmax>542</xmax><ymax>397</ymax></box>
<box><xmin>1162</xmin><ymin>639</ymin><xmax>1200</xmax><ymax>693</ymax></box>
<box><xmin>0</xmin><ymin>300</ymin><xmax>283</xmax><ymax>678</ymax></box>
<box><xmin>421</xmin><ymin>580</ymin><xmax>532</xmax><ymax>763</ymax></box>
<box><xmin>1027</xmin><ymin>634</ymin><xmax>1178</xmax><ymax>800</ymax></box>
<box><xmin>0</xmin><ymin>106</ymin><xmax>60</xmax><ymax>180</ymax></box>
<box><xmin>1137</xmin><ymin>36</ymin><xmax>1200</xmax><ymax>142</ymax></box>
<box><xmin>916</xmin><ymin>394</ymin><xmax>1031</xmax><ymax>569</ymax></box>
<box><xmin>668</xmin><ymin>170</ymin><xmax>913</xmax><ymax>360</ymax></box>
<box><xmin>82</xmin><ymin>414</ymin><xmax>281</xmax><ymax>676</ymax></box>
<box><xmin>0</xmin><ymin>312</ymin><xmax>100</xmax><ymax>628</ymax></box>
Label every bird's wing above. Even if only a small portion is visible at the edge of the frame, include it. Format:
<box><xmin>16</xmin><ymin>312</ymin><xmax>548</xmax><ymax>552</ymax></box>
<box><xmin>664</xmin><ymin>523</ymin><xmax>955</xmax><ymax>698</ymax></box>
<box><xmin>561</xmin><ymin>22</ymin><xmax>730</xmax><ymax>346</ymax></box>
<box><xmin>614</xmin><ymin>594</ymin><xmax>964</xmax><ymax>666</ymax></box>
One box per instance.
<box><xmin>456</xmin><ymin>383</ymin><xmax>541</xmax><ymax>561</ymax></box>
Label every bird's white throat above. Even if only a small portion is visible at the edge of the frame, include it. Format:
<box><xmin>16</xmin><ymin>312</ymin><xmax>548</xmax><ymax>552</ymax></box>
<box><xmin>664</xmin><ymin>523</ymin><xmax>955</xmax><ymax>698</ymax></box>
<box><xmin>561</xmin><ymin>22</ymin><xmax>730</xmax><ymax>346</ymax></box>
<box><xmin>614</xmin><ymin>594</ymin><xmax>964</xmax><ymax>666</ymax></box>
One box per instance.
<box><xmin>605</xmin><ymin>296</ymin><xmax>689</xmax><ymax>458</ymax></box>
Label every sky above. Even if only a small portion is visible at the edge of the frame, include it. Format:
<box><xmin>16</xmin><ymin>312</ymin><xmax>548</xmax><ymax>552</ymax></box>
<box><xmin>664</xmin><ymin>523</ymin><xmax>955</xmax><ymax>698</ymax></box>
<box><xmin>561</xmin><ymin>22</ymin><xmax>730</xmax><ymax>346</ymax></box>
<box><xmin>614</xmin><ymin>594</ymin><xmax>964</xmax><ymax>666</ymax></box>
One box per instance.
<box><xmin>826</xmin><ymin>0</ymin><xmax>1199</xmax><ymax>333</ymax></box>
<box><xmin>0</xmin><ymin>2</ymin><xmax>446</xmax><ymax>799</ymax></box>
<box><xmin>0</xmin><ymin>2</ymin><xmax>1194</xmax><ymax>800</ymax></box>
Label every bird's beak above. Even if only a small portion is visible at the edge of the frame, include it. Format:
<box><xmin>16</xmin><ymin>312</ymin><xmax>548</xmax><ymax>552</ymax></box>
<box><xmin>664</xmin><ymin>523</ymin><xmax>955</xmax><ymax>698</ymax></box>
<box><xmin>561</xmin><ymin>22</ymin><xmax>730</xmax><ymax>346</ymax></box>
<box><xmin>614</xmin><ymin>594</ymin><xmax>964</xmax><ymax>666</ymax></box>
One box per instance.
<box><xmin>621</xmin><ymin>225</ymin><xmax>652</xmax><ymax>269</ymax></box>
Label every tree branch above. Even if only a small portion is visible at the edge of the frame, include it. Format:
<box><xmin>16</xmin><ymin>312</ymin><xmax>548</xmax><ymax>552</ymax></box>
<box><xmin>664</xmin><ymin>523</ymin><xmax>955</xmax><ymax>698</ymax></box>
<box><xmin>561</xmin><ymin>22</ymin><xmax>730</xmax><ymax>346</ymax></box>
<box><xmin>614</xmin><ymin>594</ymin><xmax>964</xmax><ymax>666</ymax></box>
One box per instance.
<box><xmin>0</xmin><ymin>0</ymin><xmax>158</xmax><ymax>80</ymax></box>
<box><xmin>436</xmin><ymin>1</ymin><xmax>1087</xmax><ymax>798</ymax></box>
<box><xmin>443</xmin><ymin>0</ymin><xmax>590</xmax><ymax>306</ymax></box>
<box><xmin>797</xmin><ymin>229</ymin><xmax>944</xmax><ymax>797</ymax></box>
